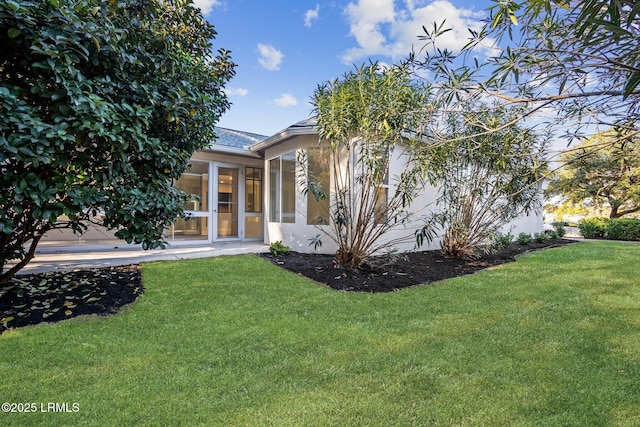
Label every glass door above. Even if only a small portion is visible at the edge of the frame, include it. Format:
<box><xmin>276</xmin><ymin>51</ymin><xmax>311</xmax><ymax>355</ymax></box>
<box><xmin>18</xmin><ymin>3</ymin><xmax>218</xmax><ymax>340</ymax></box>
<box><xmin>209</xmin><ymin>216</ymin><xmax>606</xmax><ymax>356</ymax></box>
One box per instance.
<box><xmin>216</xmin><ymin>167</ymin><xmax>239</xmax><ymax>238</ymax></box>
<box><xmin>171</xmin><ymin>161</ymin><xmax>210</xmax><ymax>241</ymax></box>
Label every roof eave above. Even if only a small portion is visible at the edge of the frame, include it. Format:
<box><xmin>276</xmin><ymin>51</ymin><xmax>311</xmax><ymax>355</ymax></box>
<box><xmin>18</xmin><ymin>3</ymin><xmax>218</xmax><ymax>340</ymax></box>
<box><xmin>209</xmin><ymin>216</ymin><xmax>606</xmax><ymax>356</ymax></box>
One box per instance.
<box><xmin>200</xmin><ymin>144</ymin><xmax>262</xmax><ymax>158</ymax></box>
<box><xmin>250</xmin><ymin>123</ymin><xmax>317</xmax><ymax>154</ymax></box>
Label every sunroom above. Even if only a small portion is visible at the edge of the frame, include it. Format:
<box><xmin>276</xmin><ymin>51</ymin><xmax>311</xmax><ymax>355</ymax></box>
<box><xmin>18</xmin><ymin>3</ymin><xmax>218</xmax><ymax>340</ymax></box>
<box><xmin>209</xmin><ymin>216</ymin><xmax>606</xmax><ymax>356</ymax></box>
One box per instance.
<box><xmin>168</xmin><ymin>127</ymin><xmax>267</xmax><ymax>243</ymax></box>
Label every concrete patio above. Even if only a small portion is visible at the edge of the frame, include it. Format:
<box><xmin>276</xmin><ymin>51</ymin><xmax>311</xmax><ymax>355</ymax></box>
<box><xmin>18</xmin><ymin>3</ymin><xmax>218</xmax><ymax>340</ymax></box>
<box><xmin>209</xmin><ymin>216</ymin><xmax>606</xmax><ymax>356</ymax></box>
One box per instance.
<box><xmin>11</xmin><ymin>241</ymin><xmax>269</xmax><ymax>275</ymax></box>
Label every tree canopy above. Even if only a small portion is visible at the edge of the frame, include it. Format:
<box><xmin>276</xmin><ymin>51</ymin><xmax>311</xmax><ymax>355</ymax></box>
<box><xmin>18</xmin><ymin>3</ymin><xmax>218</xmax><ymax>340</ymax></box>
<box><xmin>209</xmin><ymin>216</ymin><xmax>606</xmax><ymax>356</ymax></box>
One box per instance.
<box><xmin>0</xmin><ymin>0</ymin><xmax>235</xmax><ymax>283</ymax></box>
<box><xmin>414</xmin><ymin>104</ymin><xmax>547</xmax><ymax>257</ymax></box>
<box><xmin>547</xmin><ymin>133</ymin><xmax>640</xmax><ymax>218</ymax></box>
<box><xmin>310</xmin><ymin>62</ymin><xmax>432</xmax><ymax>269</ymax></box>
<box><xmin>411</xmin><ymin>0</ymin><xmax>640</xmax><ymax>148</ymax></box>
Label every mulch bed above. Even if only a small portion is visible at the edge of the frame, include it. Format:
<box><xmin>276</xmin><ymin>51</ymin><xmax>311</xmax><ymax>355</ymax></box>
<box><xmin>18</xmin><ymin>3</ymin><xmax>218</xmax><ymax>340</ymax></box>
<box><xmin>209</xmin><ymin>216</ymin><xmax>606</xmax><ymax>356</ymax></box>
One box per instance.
<box><xmin>261</xmin><ymin>239</ymin><xmax>575</xmax><ymax>292</ymax></box>
<box><xmin>0</xmin><ymin>264</ymin><xmax>142</xmax><ymax>334</ymax></box>
<box><xmin>0</xmin><ymin>239</ymin><xmax>574</xmax><ymax>334</ymax></box>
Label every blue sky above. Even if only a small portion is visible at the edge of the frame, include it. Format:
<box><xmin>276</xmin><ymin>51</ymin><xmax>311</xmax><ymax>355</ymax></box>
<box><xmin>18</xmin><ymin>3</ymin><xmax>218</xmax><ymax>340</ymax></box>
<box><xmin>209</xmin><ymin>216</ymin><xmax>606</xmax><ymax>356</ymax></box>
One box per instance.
<box><xmin>196</xmin><ymin>0</ymin><xmax>492</xmax><ymax>136</ymax></box>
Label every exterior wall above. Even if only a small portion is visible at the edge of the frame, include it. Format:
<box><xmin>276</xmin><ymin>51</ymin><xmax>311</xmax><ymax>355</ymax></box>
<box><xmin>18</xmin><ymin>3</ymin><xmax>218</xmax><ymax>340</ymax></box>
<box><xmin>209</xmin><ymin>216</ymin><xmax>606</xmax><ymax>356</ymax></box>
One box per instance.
<box><xmin>263</xmin><ymin>135</ymin><xmax>545</xmax><ymax>254</ymax></box>
<box><xmin>41</xmin><ymin>217</ymin><xmax>119</xmax><ymax>243</ymax></box>
<box><xmin>37</xmin><ymin>127</ymin><xmax>544</xmax><ymax>250</ymax></box>
<box><xmin>264</xmin><ymin>135</ymin><xmax>336</xmax><ymax>252</ymax></box>
<box><xmin>501</xmin><ymin>203</ymin><xmax>545</xmax><ymax>237</ymax></box>
<box><xmin>264</xmin><ymin>137</ymin><xmax>443</xmax><ymax>254</ymax></box>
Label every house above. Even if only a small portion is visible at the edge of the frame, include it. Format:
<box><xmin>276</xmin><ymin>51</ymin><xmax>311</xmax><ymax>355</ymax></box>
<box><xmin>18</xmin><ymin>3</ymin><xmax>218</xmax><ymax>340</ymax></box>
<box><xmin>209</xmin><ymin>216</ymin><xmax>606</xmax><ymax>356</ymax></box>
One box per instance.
<box><xmin>43</xmin><ymin>119</ymin><xmax>544</xmax><ymax>252</ymax></box>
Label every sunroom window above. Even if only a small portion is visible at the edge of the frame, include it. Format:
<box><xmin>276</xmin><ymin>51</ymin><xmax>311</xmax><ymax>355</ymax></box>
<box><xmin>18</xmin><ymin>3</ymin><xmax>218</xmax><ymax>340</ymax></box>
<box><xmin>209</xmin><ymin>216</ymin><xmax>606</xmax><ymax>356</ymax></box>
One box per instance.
<box><xmin>269</xmin><ymin>152</ymin><xmax>296</xmax><ymax>223</ymax></box>
<box><xmin>306</xmin><ymin>147</ymin><xmax>330</xmax><ymax>225</ymax></box>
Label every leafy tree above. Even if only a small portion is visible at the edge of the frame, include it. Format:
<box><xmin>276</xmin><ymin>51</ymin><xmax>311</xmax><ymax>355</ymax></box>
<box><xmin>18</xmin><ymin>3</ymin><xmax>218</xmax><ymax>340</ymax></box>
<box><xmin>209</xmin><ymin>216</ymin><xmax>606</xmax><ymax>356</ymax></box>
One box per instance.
<box><xmin>411</xmin><ymin>0</ymin><xmax>640</xmax><ymax>151</ymax></box>
<box><xmin>307</xmin><ymin>62</ymin><xmax>433</xmax><ymax>269</ymax></box>
<box><xmin>547</xmin><ymin>133</ymin><xmax>640</xmax><ymax>218</ymax></box>
<box><xmin>403</xmin><ymin>0</ymin><xmax>640</xmax><ymax>255</ymax></box>
<box><xmin>0</xmin><ymin>0</ymin><xmax>235</xmax><ymax>284</ymax></box>
<box><xmin>414</xmin><ymin>105</ymin><xmax>547</xmax><ymax>258</ymax></box>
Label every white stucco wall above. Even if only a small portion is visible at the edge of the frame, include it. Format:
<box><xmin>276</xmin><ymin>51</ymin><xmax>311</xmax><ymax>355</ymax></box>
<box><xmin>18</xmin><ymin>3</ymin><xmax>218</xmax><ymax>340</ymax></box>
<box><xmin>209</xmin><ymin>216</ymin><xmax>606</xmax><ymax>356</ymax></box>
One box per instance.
<box><xmin>263</xmin><ymin>135</ymin><xmax>544</xmax><ymax>255</ymax></box>
<box><xmin>264</xmin><ymin>138</ymin><xmax>442</xmax><ymax>254</ymax></box>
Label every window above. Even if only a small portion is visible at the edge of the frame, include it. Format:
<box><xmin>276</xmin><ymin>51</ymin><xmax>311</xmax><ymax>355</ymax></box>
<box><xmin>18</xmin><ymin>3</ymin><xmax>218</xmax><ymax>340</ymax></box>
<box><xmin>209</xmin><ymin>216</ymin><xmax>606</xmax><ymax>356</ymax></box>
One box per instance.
<box><xmin>269</xmin><ymin>152</ymin><xmax>296</xmax><ymax>223</ymax></box>
<box><xmin>356</xmin><ymin>144</ymin><xmax>390</xmax><ymax>226</ymax></box>
<box><xmin>374</xmin><ymin>164</ymin><xmax>389</xmax><ymax>225</ymax></box>
<box><xmin>269</xmin><ymin>158</ymin><xmax>280</xmax><ymax>222</ymax></box>
<box><xmin>170</xmin><ymin>217</ymin><xmax>209</xmax><ymax>240</ymax></box>
<box><xmin>175</xmin><ymin>161</ymin><xmax>209</xmax><ymax>211</ymax></box>
<box><xmin>282</xmin><ymin>152</ymin><xmax>296</xmax><ymax>223</ymax></box>
<box><xmin>245</xmin><ymin>167</ymin><xmax>262</xmax><ymax>213</ymax></box>
<box><xmin>306</xmin><ymin>147</ymin><xmax>330</xmax><ymax>225</ymax></box>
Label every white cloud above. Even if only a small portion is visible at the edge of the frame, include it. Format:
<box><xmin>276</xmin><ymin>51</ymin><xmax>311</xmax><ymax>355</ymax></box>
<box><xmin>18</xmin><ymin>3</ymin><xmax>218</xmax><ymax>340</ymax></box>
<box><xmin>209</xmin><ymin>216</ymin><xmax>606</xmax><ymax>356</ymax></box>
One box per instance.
<box><xmin>192</xmin><ymin>0</ymin><xmax>218</xmax><ymax>15</ymax></box>
<box><xmin>257</xmin><ymin>44</ymin><xmax>284</xmax><ymax>71</ymax></box>
<box><xmin>223</xmin><ymin>87</ymin><xmax>249</xmax><ymax>97</ymax></box>
<box><xmin>342</xmin><ymin>0</ymin><xmax>487</xmax><ymax>63</ymax></box>
<box><xmin>273</xmin><ymin>93</ymin><xmax>298</xmax><ymax>107</ymax></box>
<box><xmin>304</xmin><ymin>4</ymin><xmax>320</xmax><ymax>27</ymax></box>
<box><xmin>343</xmin><ymin>0</ymin><xmax>395</xmax><ymax>61</ymax></box>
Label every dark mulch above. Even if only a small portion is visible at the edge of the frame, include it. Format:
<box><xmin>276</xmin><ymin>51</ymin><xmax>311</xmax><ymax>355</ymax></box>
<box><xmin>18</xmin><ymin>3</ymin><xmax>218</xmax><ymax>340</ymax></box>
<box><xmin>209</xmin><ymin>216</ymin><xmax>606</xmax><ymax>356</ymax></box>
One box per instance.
<box><xmin>0</xmin><ymin>264</ymin><xmax>142</xmax><ymax>334</ymax></box>
<box><xmin>261</xmin><ymin>239</ymin><xmax>576</xmax><ymax>293</ymax></box>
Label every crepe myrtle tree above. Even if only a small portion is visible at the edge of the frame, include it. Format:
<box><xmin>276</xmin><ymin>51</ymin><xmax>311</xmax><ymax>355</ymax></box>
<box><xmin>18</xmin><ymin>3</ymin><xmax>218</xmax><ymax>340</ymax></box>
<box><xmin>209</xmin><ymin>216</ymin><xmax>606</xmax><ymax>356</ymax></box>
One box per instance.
<box><xmin>305</xmin><ymin>62</ymin><xmax>435</xmax><ymax>269</ymax></box>
<box><xmin>414</xmin><ymin>104</ymin><xmax>548</xmax><ymax>258</ymax></box>
<box><xmin>0</xmin><ymin>0</ymin><xmax>235</xmax><ymax>284</ymax></box>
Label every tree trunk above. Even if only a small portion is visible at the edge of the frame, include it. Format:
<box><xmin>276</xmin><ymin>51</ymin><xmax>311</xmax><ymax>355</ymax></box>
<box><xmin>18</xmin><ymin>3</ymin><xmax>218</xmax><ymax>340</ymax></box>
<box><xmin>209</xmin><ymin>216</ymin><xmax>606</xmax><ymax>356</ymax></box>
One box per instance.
<box><xmin>609</xmin><ymin>202</ymin><xmax>621</xmax><ymax>218</ymax></box>
<box><xmin>0</xmin><ymin>235</ymin><xmax>42</xmax><ymax>287</ymax></box>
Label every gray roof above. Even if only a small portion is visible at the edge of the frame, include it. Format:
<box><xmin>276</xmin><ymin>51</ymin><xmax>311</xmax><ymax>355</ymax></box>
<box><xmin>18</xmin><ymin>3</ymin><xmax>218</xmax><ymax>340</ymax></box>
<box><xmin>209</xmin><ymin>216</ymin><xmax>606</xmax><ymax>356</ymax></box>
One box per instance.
<box><xmin>210</xmin><ymin>127</ymin><xmax>268</xmax><ymax>150</ymax></box>
<box><xmin>249</xmin><ymin>118</ymin><xmax>318</xmax><ymax>154</ymax></box>
<box><xmin>201</xmin><ymin>121</ymin><xmax>318</xmax><ymax>156</ymax></box>
<box><xmin>288</xmin><ymin>117</ymin><xmax>317</xmax><ymax>130</ymax></box>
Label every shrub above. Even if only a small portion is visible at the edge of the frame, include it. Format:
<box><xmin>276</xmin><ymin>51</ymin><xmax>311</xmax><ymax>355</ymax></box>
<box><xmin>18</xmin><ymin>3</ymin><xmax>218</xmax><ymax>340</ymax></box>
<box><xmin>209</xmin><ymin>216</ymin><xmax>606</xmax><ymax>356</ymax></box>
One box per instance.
<box><xmin>606</xmin><ymin>218</ymin><xmax>640</xmax><ymax>241</ymax></box>
<box><xmin>578</xmin><ymin>217</ymin><xmax>609</xmax><ymax>238</ymax></box>
<box><xmin>269</xmin><ymin>241</ymin><xmax>290</xmax><ymax>256</ymax></box>
<box><xmin>517</xmin><ymin>232</ymin><xmax>532</xmax><ymax>245</ymax></box>
<box><xmin>490</xmin><ymin>232</ymin><xmax>514</xmax><ymax>251</ymax></box>
<box><xmin>551</xmin><ymin>221</ymin><xmax>566</xmax><ymax>238</ymax></box>
<box><xmin>533</xmin><ymin>232</ymin><xmax>548</xmax><ymax>243</ymax></box>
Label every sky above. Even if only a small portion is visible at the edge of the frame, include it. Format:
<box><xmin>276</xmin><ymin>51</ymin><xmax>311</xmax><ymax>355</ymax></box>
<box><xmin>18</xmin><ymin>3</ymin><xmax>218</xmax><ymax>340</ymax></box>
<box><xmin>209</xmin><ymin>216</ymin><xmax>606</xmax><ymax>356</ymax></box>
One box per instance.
<box><xmin>196</xmin><ymin>0</ymin><xmax>493</xmax><ymax>137</ymax></box>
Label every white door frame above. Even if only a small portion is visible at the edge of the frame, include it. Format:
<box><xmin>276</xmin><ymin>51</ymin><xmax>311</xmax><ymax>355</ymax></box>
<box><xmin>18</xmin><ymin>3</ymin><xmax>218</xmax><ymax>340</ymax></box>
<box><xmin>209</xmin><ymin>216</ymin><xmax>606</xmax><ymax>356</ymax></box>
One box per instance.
<box><xmin>213</xmin><ymin>163</ymin><xmax>243</xmax><ymax>241</ymax></box>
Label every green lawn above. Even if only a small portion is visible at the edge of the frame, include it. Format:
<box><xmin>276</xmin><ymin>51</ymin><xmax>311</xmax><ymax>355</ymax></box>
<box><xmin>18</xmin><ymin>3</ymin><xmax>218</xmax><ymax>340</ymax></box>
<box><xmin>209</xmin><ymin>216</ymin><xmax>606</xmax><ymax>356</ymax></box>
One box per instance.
<box><xmin>1</xmin><ymin>241</ymin><xmax>639</xmax><ymax>426</ymax></box>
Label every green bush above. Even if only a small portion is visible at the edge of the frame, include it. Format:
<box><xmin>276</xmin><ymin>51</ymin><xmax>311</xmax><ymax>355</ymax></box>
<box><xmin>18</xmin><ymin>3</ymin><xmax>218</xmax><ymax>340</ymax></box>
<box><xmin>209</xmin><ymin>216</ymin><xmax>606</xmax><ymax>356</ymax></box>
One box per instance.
<box><xmin>269</xmin><ymin>241</ymin><xmax>290</xmax><ymax>256</ymax></box>
<box><xmin>491</xmin><ymin>232</ymin><xmax>514</xmax><ymax>250</ymax></box>
<box><xmin>551</xmin><ymin>221</ymin><xmax>566</xmax><ymax>238</ymax></box>
<box><xmin>578</xmin><ymin>217</ymin><xmax>609</xmax><ymax>238</ymax></box>
<box><xmin>517</xmin><ymin>232</ymin><xmax>532</xmax><ymax>245</ymax></box>
<box><xmin>533</xmin><ymin>232</ymin><xmax>549</xmax><ymax>243</ymax></box>
<box><xmin>606</xmin><ymin>218</ymin><xmax>640</xmax><ymax>241</ymax></box>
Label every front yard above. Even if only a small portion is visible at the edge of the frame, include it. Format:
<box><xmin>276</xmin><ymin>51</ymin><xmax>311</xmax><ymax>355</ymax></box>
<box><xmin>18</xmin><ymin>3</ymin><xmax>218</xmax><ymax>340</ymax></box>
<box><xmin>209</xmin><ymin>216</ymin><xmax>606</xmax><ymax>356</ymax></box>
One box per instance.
<box><xmin>1</xmin><ymin>241</ymin><xmax>639</xmax><ymax>426</ymax></box>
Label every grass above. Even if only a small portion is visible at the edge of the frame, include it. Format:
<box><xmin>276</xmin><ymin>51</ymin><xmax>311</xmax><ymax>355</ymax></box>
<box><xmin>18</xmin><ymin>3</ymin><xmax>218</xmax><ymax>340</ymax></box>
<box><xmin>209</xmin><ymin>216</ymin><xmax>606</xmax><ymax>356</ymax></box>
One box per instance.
<box><xmin>1</xmin><ymin>241</ymin><xmax>639</xmax><ymax>426</ymax></box>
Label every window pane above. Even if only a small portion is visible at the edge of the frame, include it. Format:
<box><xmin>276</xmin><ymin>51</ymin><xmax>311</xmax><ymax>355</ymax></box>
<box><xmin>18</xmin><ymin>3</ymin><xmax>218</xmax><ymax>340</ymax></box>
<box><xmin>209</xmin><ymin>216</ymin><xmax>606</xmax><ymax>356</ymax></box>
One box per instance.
<box><xmin>282</xmin><ymin>152</ymin><xmax>296</xmax><ymax>223</ymax></box>
<box><xmin>187</xmin><ymin>162</ymin><xmax>209</xmax><ymax>175</ymax></box>
<box><xmin>269</xmin><ymin>158</ymin><xmax>280</xmax><ymax>222</ymax></box>
<box><xmin>170</xmin><ymin>217</ymin><xmax>208</xmax><ymax>240</ymax></box>
<box><xmin>245</xmin><ymin>167</ymin><xmax>262</xmax><ymax>213</ymax></box>
<box><xmin>217</xmin><ymin>168</ymin><xmax>238</xmax><ymax>238</ymax></box>
<box><xmin>374</xmin><ymin>187</ymin><xmax>388</xmax><ymax>225</ymax></box>
<box><xmin>175</xmin><ymin>161</ymin><xmax>208</xmax><ymax>211</ymax></box>
<box><xmin>307</xmin><ymin>148</ymin><xmax>330</xmax><ymax>225</ymax></box>
<box><xmin>245</xmin><ymin>216</ymin><xmax>262</xmax><ymax>239</ymax></box>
